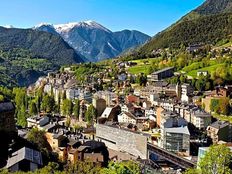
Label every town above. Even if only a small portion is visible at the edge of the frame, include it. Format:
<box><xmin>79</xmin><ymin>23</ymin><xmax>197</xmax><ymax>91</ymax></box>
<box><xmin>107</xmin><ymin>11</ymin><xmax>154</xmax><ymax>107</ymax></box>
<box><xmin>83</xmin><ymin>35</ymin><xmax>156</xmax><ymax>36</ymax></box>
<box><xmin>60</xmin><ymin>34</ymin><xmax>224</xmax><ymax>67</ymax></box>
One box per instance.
<box><xmin>1</xmin><ymin>0</ymin><xmax>232</xmax><ymax>174</ymax></box>
<box><xmin>1</xmin><ymin>43</ymin><xmax>232</xmax><ymax>173</ymax></box>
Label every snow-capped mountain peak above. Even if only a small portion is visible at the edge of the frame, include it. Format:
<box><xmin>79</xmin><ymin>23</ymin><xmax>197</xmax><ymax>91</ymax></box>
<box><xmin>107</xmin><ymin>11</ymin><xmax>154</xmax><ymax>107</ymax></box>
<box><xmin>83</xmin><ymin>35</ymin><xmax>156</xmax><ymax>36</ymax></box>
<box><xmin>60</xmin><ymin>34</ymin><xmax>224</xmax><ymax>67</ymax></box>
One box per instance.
<box><xmin>34</xmin><ymin>23</ymin><xmax>54</xmax><ymax>28</ymax></box>
<box><xmin>4</xmin><ymin>25</ymin><xmax>14</xmax><ymax>29</ymax></box>
<box><xmin>53</xmin><ymin>20</ymin><xmax>111</xmax><ymax>33</ymax></box>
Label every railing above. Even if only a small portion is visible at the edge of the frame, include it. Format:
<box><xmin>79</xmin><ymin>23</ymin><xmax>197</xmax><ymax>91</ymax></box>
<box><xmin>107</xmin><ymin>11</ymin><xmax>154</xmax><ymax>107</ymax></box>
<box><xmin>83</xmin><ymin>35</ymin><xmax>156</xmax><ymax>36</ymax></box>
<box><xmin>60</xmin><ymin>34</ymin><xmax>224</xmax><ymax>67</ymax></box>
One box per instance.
<box><xmin>147</xmin><ymin>143</ymin><xmax>196</xmax><ymax>169</ymax></box>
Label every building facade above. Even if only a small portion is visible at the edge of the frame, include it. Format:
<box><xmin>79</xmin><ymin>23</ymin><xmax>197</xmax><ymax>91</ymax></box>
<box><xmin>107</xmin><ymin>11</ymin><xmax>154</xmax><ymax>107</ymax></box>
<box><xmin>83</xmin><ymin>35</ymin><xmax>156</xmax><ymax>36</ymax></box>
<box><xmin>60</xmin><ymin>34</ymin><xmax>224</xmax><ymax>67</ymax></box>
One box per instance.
<box><xmin>149</xmin><ymin>67</ymin><xmax>174</xmax><ymax>81</ymax></box>
<box><xmin>159</xmin><ymin>126</ymin><xmax>190</xmax><ymax>156</ymax></box>
<box><xmin>96</xmin><ymin>124</ymin><xmax>148</xmax><ymax>159</ymax></box>
<box><xmin>0</xmin><ymin>102</ymin><xmax>16</xmax><ymax>136</ymax></box>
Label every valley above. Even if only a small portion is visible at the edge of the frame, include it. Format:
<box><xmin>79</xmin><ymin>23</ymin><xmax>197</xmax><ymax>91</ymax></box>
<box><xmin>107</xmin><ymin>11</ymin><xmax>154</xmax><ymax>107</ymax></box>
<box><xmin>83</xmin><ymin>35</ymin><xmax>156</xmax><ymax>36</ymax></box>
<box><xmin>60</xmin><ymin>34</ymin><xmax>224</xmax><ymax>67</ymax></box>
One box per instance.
<box><xmin>1</xmin><ymin>0</ymin><xmax>232</xmax><ymax>174</ymax></box>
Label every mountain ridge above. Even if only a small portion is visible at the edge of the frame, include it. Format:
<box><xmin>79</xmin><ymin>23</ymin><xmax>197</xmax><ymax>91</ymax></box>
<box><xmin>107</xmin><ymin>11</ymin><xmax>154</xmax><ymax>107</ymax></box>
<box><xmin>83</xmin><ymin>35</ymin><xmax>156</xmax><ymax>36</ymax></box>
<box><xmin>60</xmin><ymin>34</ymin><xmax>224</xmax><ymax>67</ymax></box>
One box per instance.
<box><xmin>0</xmin><ymin>27</ymin><xmax>83</xmax><ymax>86</ymax></box>
<box><xmin>139</xmin><ymin>0</ymin><xmax>232</xmax><ymax>54</ymax></box>
<box><xmin>194</xmin><ymin>0</ymin><xmax>232</xmax><ymax>15</ymax></box>
<box><xmin>34</xmin><ymin>21</ymin><xmax>151</xmax><ymax>62</ymax></box>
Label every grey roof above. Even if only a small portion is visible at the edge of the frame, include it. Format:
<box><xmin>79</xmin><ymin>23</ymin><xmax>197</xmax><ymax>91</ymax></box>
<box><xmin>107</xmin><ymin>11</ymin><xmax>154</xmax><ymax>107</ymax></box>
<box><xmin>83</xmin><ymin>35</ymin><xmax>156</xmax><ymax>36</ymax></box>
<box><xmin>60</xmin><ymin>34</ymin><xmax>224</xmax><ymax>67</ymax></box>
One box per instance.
<box><xmin>7</xmin><ymin>147</ymin><xmax>43</xmax><ymax>168</ymax></box>
<box><xmin>40</xmin><ymin>123</ymin><xmax>56</xmax><ymax>131</ymax></box>
<box><xmin>152</xmin><ymin>67</ymin><xmax>174</xmax><ymax>75</ymax></box>
<box><xmin>209</xmin><ymin>121</ymin><xmax>229</xmax><ymax>129</ymax></box>
<box><xmin>153</xmin><ymin>81</ymin><xmax>169</xmax><ymax>87</ymax></box>
<box><xmin>165</xmin><ymin>126</ymin><xmax>190</xmax><ymax>135</ymax></box>
<box><xmin>0</xmin><ymin>102</ymin><xmax>14</xmax><ymax>113</ymax></box>
<box><xmin>162</xmin><ymin>110</ymin><xmax>179</xmax><ymax>118</ymax></box>
<box><xmin>192</xmin><ymin>110</ymin><xmax>211</xmax><ymax>118</ymax></box>
<box><xmin>68</xmin><ymin>138</ymin><xmax>79</xmax><ymax>146</ymax></box>
<box><xmin>53</xmin><ymin>133</ymin><xmax>65</xmax><ymax>139</ymax></box>
<box><xmin>124</xmin><ymin>112</ymin><xmax>137</xmax><ymax>120</ymax></box>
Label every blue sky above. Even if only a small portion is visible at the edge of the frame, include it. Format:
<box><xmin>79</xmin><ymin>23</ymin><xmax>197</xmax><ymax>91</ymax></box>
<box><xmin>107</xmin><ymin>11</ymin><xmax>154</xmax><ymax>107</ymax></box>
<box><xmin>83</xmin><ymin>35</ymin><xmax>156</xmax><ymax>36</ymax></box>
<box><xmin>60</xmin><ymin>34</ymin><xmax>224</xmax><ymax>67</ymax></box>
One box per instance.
<box><xmin>0</xmin><ymin>0</ymin><xmax>204</xmax><ymax>36</ymax></box>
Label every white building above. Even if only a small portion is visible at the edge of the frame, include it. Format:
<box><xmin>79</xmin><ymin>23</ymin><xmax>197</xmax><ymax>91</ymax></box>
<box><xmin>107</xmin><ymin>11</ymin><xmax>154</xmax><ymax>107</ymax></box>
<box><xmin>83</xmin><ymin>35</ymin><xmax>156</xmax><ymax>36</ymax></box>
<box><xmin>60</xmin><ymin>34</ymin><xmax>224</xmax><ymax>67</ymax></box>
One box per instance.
<box><xmin>197</xmin><ymin>71</ymin><xmax>208</xmax><ymax>77</ymax></box>
<box><xmin>160</xmin><ymin>110</ymin><xmax>187</xmax><ymax>129</ymax></box>
<box><xmin>145</xmin><ymin>108</ymin><xmax>156</xmax><ymax>121</ymax></box>
<box><xmin>181</xmin><ymin>84</ymin><xmax>194</xmax><ymax>103</ymax></box>
<box><xmin>27</xmin><ymin>115</ymin><xmax>50</xmax><ymax>128</ymax></box>
<box><xmin>191</xmin><ymin>110</ymin><xmax>211</xmax><ymax>129</ymax></box>
<box><xmin>66</xmin><ymin>88</ymin><xmax>81</xmax><ymax>100</ymax></box>
<box><xmin>153</xmin><ymin>100</ymin><xmax>175</xmax><ymax>112</ymax></box>
<box><xmin>118</xmin><ymin>112</ymin><xmax>137</xmax><ymax>124</ymax></box>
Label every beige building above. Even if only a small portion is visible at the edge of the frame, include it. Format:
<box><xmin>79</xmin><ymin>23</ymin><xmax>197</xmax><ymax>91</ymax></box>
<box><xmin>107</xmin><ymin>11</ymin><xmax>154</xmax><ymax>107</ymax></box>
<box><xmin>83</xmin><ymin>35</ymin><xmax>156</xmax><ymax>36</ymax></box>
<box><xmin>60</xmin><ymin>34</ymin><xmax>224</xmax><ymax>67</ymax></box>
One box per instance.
<box><xmin>45</xmin><ymin>132</ymin><xmax>67</xmax><ymax>161</ymax></box>
<box><xmin>202</xmin><ymin>96</ymin><xmax>223</xmax><ymax>113</ymax></box>
<box><xmin>68</xmin><ymin>149</ymin><xmax>78</xmax><ymax>164</ymax></box>
<box><xmin>207</xmin><ymin>121</ymin><xmax>231</xmax><ymax>144</ymax></box>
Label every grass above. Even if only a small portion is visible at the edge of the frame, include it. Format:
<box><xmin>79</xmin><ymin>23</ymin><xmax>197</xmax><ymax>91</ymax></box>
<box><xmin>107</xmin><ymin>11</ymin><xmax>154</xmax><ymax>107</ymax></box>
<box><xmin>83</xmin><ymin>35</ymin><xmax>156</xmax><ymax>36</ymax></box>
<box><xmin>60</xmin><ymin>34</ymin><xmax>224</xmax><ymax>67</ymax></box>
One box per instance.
<box><xmin>127</xmin><ymin>65</ymin><xmax>150</xmax><ymax>75</ymax></box>
<box><xmin>212</xmin><ymin>112</ymin><xmax>232</xmax><ymax>124</ymax></box>
<box><xmin>187</xmin><ymin>64</ymin><xmax>224</xmax><ymax>78</ymax></box>
<box><xmin>180</xmin><ymin>59</ymin><xmax>225</xmax><ymax>78</ymax></box>
<box><xmin>127</xmin><ymin>57</ymin><xmax>161</xmax><ymax>75</ymax></box>
<box><xmin>11</xmin><ymin>58</ymin><xmax>49</xmax><ymax>68</ymax></box>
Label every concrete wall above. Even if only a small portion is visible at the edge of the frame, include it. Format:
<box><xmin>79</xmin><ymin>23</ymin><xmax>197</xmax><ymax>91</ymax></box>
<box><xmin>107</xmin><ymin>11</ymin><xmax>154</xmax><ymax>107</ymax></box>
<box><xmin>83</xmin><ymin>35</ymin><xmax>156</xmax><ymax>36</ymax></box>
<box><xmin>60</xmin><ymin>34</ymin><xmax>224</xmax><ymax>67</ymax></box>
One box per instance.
<box><xmin>96</xmin><ymin>124</ymin><xmax>148</xmax><ymax>159</ymax></box>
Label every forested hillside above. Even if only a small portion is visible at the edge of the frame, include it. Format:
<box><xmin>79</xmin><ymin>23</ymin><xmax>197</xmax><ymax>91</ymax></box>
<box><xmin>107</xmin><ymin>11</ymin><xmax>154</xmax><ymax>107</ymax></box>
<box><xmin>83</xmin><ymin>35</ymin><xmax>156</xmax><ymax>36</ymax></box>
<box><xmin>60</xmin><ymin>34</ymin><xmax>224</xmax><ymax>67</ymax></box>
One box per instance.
<box><xmin>139</xmin><ymin>0</ymin><xmax>232</xmax><ymax>55</ymax></box>
<box><xmin>0</xmin><ymin>27</ymin><xmax>83</xmax><ymax>86</ymax></box>
<box><xmin>140</xmin><ymin>13</ymin><xmax>232</xmax><ymax>54</ymax></box>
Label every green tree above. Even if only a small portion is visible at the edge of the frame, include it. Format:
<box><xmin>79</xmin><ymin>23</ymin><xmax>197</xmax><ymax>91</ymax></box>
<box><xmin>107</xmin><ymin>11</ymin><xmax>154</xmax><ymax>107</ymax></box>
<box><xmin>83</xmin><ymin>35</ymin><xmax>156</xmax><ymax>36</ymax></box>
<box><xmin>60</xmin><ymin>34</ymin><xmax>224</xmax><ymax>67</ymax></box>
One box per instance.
<box><xmin>219</xmin><ymin>97</ymin><xmax>230</xmax><ymax>115</ymax></box>
<box><xmin>73</xmin><ymin>124</ymin><xmax>83</xmax><ymax>133</ymax></box>
<box><xmin>100</xmin><ymin>161</ymin><xmax>141</xmax><ymax>174</ymax></box>
<box><xmin>56</xmin><ymin>92</ymin><xmax>61</xmax><ymax>113</ymax></box>
<box><xmin>210</xmin><ymin>99</ymin><xmax>220</xmax><ymax>113</ymax></box>
<box><xmin>17</xmin><ymin>105</ymin><xmax>27</xmax><ymax>127</ymax></box>
<box><xmin>195</xmin><ymin>79</ymin><xmax>205</xmax><ymax>91</ymax></box>
<box><xmin>65</xmin><ymin>117</ymin><xmax>71</xmax><ymax>127</ymax></box>
<box><xmin>27</xmin><ymin>128</ymin><xmax>50</xmax><ymax>152</ymax></box>
<box><xmin>64</xmin><ymin>161</ymin><xmax>101</xmax><ymax>174</ymax></box>
<box><xmin>136</xmin><ymin>73</ymin><xmax>147</xmax><ymax>86</ymax></box>
<box><xmin>73</xmin><ymin>99</ymin><xmax>80</xmax><ymax>119</ymax></box>
<box><xmin>210</xmin><ymin>98</ymin><xmax>230</xmax><ymax>115</ymax></box>
<box><xmin>179</xmin><ymin>75</ymin><xmax>187</xmax><ymax>83</ymax></box>
<box><xmin>13</xmin><ymin>88</ymin><xmax>28</xmax><ymax>127</ymax></box>
<box><xmin>13</xmin><ymin>88</ymin><xmax>27</xmax><ymax>107</ymax></box>
<box><xmin>148</xmin><ymin>66</ymin><xmax>154</xmax><ymax>74</ymax></box>
<box><xmin>62</xmin><ymin>99</ymin><xmax>73</xmax><ymax>116</ymax></box>
<box><xmin>0</xmin><ymin>95</ymin><xmax>4</xmax><ymax>102</ymax></box>
<box><xmin>205</xmin><ymin>81</ymin><xmax>211</xmax><ymax>91</ymax></box>
<box><xmin>85</xmin><ymin>104</ymin><xmax>97</xmax><ymax>123</ymax></box>
<box><xmin>29</xmin><ymin>101</ymin><xmax>38</xmax><ymax>115</ymax></box>
<box><xmin>41</xmin><ymin>94</ymin><xmax>55</xmax><ymax>113</ymax></box>
<box><xmin>36</xmin><ymin>88</ymin><xmax>44</xmax><ymax>112</ymax></box>
<box><xmin>185</xmin><ymin>145</ymin><xmax>232</xmax><ymax>174</ymax></box>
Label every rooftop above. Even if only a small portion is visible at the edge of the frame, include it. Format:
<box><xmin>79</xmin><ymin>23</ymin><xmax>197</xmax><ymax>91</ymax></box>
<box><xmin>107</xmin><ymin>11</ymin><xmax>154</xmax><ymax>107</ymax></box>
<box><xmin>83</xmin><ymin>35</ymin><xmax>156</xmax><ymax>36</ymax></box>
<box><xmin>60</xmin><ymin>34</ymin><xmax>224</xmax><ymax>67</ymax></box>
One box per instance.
<box><xmin>152</xmin><ymin>67</ymin><xmax>174</xmax><ymax>75</ymax></box>
<box><xmin>192</xmin><ymin>110</ymin><xmax>211</xmax><ymax>118</ymax></box>
<box><xmin>7</xmin><ymin>147</ymin><xmax>43</xmax><ymax>168</ymax></box>
<box><xmin>0</xmin><ymin>102</ymin><xmax>14</xmax><ymax>113</ymax></box>
<box><xmin>165</xmin><ymin>126</ymin><xmax>190</xmax><ymax>135</ymax></box>
<box><xmin>208</xmin><ymin>121</ymin><xmax>230</xmax><ymax>129</ymax></box>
